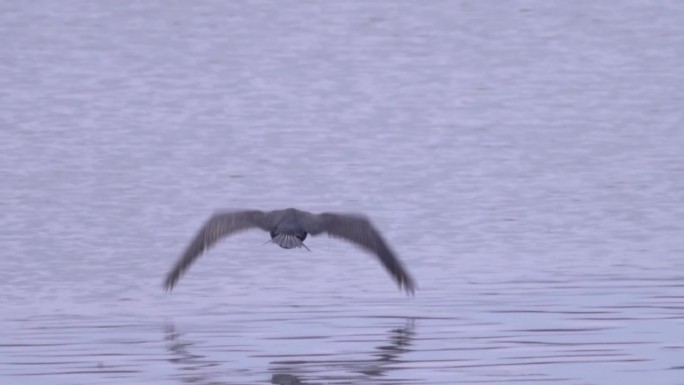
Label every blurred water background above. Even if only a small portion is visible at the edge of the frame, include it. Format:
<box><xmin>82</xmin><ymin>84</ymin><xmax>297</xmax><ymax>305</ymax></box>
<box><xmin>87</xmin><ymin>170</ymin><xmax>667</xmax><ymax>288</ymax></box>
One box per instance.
<box><xmin>1</xmin><ymin>1</ymin><xmax>683</xmax><ymax>384</ymax></box>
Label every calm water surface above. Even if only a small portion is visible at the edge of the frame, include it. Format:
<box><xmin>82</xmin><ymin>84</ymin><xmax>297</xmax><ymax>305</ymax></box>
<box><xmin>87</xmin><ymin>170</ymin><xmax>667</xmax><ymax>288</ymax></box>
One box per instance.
<box><xmin>2</xmin><ymin>1</ymin><xmax>684</xmax><ymax>384</ymax></box>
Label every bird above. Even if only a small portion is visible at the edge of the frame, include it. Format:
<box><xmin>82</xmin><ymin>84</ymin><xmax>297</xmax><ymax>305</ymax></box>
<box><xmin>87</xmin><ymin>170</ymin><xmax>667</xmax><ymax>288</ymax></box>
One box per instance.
<box><xmin>163</xmin><ymin>208</ymin><xmax>416</xmax><ymax>294</ymax></box>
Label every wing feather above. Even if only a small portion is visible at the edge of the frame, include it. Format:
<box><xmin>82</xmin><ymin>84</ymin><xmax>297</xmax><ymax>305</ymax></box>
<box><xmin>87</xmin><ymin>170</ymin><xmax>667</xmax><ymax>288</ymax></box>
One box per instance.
<box><xmin>303</xmin><ymin>212</ymin><xmax>416</xmax><ymax>294</ymax></box>
<box><xmin>164</xmin><ymin>210</ymin><xmax>268</xmax><ymax>291</ymax></box>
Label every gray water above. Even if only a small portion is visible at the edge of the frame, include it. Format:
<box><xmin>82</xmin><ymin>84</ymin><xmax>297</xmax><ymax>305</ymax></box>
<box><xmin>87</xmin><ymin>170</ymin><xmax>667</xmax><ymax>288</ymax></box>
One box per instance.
<box><xmin>2</xmin><ymin>1</ymin><xmax>684</xmax><ymax>384</ymax></box>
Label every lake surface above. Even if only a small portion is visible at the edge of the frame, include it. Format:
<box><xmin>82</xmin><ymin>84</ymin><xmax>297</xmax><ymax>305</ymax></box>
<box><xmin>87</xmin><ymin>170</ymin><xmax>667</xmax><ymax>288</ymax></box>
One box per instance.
<box><xmin>2</xmin><ymin>1</ymin><xmax>684</xmax><ymax>384</ymax></box>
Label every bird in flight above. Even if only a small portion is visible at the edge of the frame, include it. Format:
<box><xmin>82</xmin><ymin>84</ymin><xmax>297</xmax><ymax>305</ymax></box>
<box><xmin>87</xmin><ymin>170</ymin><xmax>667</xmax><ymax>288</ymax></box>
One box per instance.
<box><xmin>164</xmin><ymin>208</ymin><xmax>416</xmax><ymax>294</ymax></box>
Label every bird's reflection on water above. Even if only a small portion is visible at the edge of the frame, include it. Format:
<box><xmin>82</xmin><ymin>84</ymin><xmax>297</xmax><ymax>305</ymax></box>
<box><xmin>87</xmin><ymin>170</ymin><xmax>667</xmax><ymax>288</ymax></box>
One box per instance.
<box><xmin>165</xmin><ymin>323</ymin><xmax>223</xmax><ymax>384</ymax></box>
<box><xmin>269</xmin><ymin>318</ymin><xmax>416</xmax><ymax>384</ymax></box>
<box><xmin>165</xmin><ymin>318</ymin><xmax>416</xmax><ymax>384</ymax></box>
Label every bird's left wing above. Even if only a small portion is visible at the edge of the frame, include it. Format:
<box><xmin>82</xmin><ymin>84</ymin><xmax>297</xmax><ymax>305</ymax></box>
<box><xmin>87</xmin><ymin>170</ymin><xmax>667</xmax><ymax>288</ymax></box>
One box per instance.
<box><xmin>164</xmin><ymin>210</ymin><xmax>268</xmax><ymax>291</ymax></box>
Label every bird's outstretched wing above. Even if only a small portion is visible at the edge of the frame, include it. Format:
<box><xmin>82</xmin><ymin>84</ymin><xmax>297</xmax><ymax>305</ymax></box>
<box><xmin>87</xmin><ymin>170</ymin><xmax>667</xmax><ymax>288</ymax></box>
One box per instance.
<box><xmin>302</xmin><ymin>212</ymin><xmax>417</xmax><ymax>294</ymax></box>
<box><xmin>164</xmin><ymin>210</ymin><xmax>268</xmax><ymax>291</ymax></box>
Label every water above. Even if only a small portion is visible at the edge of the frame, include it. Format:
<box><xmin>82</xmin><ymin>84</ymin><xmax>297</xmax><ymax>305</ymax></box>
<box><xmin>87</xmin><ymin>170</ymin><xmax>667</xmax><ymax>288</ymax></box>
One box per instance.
<box><xmin>2</xmin><ymin>1</ymin><xmax>684</xmax><ymax>384</ymax></box>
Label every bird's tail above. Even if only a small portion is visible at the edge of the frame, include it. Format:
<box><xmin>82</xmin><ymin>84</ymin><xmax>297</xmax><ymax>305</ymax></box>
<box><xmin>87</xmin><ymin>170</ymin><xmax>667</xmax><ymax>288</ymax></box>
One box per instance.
<box><xmin>268</xmin><ymin>234</ymin><xmax>311</xmax><ymax>251</ymax></box>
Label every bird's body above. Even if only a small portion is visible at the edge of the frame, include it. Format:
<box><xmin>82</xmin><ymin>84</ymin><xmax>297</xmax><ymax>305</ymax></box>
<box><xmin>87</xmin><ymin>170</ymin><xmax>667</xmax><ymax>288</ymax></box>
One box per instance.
<box><xmin>266</xmin><ymin>208</ymin><xmax>310</xmax><ymax>249</ymax></box>
<box><xmin>164</xmin><ymin>208</ymin><xmax>416</xmax><ymax>294</ymax></box>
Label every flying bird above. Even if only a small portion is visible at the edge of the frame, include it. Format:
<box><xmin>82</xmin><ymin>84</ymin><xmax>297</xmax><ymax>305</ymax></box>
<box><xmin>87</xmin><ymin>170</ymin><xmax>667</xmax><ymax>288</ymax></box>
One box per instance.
<box><xmin>164</xmin><ymin>208</ymin><xmax>416</xmax><ymax>294</ymax></box>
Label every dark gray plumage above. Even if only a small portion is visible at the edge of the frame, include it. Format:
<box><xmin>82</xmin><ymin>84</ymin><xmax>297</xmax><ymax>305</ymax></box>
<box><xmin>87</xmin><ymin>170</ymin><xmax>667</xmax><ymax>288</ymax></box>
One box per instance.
<box><xmin>164</xmin><ymin>208</ymin><xmax>416</xmax><ymax>294</ymax></box>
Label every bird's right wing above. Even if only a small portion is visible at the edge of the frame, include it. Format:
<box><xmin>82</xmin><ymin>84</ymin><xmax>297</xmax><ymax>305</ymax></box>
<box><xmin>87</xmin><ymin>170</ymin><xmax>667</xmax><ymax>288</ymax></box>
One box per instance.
<box><xmin>302</xmin><ymin>212</ymin><xmax>417</xmax><ymax>294</ymax></box>
<box><xmin>164</xmin><ymin>210</ymin><xmax>268</xmax><ymax>291</ymax></box>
